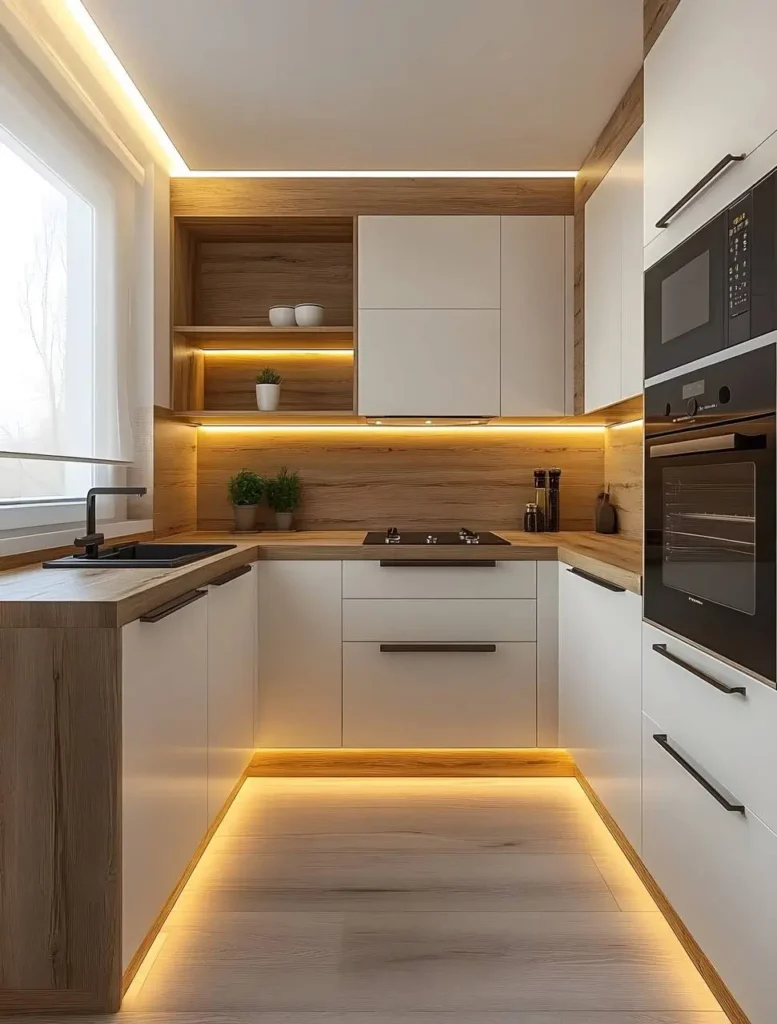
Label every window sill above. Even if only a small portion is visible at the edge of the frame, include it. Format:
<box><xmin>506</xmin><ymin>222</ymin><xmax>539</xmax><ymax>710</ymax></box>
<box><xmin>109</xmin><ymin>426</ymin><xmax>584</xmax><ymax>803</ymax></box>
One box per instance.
<box><xmin>0</xmin><ymin>520</ymin><xmax>154</xmax><ymax>558</ymax></box>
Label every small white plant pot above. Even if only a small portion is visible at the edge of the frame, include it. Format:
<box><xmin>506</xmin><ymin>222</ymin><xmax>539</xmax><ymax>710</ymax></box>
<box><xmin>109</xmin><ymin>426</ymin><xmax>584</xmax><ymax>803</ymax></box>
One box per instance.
<box><xmin>275</xmin><ymin>511</ymin><xmax>294</xmax><ymax>531</ymax></box>
<box><xmin>233</xmin><ymin>504</ymin><xmax>258</xmax><ymax>532</ymax></box>
<box><xmin>256</xmin><ymin>383</ymin><xmax>280</xmax><ymax>411</ymax></box>
<box><xmin>269</xmin><ymin>305</ymin><xmax>295</xmax><ymax>327</ymax></box>
<box><xmin>294</xmin><ymin>303</ymin><xmax>324</xmax><ymax>327</ymax></box>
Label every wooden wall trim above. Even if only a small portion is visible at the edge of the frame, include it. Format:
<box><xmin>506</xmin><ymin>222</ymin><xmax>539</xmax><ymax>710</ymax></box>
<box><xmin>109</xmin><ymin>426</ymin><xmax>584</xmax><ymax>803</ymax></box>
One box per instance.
<box><xmin>248</xmin><ymin>748</ymin><xmax>576</xmax><ymax>777</ymax></box>
<box><xmin>170</xmin><ymin>177</ymin><xmax>574</xmax><ymax>218</ymax></box>
<box><xmin>644</xmin><ymin>0</ymin><xmax>682</xmax><ymax>56</ymax></box>
<box><xmin>153</xmin><ymin>406</ymin><xmax>198</xmax><ymax>538</ymax></box>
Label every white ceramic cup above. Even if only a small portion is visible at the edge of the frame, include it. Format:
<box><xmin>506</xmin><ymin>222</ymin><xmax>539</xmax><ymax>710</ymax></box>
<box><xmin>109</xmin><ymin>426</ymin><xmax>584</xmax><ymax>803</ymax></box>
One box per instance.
<box><xmin>294</xmin><ymin>303</ymin><xmax>324</xmax><ymax>327</ymax></box>
<box><xmin>269</xmin><ymin>305</ymin><xmax>296</xmax><ymax>327</ymax></box>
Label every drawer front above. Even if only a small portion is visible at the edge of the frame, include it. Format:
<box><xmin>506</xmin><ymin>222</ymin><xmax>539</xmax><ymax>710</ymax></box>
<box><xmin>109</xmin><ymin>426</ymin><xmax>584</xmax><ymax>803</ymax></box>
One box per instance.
<box><xmin>343</xmin><ymin>598</ymin><xmax>536</xmax><ymax>642</ymax></box>
<box><xmin>642</xmin><ymin>712</ymin><xmax>777</xmax><ymax>1024</ymax></box>
<box><xmin>343</xmin><ymin>559</ymin><xmax>536</xmax><ymax>599</ymax></box>
<box><xmin>643</xmin><ymin>622</ymin><xmax>777</xmax><ymax>833</ymax></box>
<box><xmin>343</xmin><ymin>641</ymin><xmax>536</xmax><ymax>747</ymax></box>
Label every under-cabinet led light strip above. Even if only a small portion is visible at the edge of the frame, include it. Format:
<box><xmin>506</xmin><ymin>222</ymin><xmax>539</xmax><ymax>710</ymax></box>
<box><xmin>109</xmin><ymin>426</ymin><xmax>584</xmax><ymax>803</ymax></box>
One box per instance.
<box><xmin>198</xmin><ymin>424</ymin><xmax>605</xmax><ymax>433</ymax></box>
<box><xmin>201</xmin><ymin>350</ymin><xmax>354</xmax><ymax>357</ymax></box>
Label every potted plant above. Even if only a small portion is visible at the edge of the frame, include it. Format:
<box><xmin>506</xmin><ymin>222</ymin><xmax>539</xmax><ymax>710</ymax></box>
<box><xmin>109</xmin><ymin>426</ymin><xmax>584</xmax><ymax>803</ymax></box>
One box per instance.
<box><xmin>227</xmin><ymin>468</ymin><xmax>264</xmax><ymax>532</ymax></box>
<box><xmin>256</xmin><ymin>367</ymin><xmax>281</xmax><ymax>411</ymax></box>
<box><xmin>266</xmin><ymin>466</ymin><xmax>301</xmax><ymax>530</ymax></box>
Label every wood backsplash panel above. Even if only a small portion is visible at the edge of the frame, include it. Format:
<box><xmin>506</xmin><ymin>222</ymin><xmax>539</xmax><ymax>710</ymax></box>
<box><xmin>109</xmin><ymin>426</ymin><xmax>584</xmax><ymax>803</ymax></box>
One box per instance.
<box><xmin>194</xmin><ymin>241</ymin><xmax>354</xmax><ymax>326</ymax></box>
<box><xmin>197</xmin><ymin>428</ymin><xmax>605</xmax><ymax>531</ymax></box>
<box><xmin>604</xmin><ymin>419</ymin><xmax>643</xmax><ymax>541</ymax></box>
<box><xmin>153</xmin><ymin>408</ymin><xmax>198</xmax><ymax>536</ymax></box>
<box><xmin>204</xmin><ymin>354</ymin><xmax>354</xmax><ymax>412</ymax></box>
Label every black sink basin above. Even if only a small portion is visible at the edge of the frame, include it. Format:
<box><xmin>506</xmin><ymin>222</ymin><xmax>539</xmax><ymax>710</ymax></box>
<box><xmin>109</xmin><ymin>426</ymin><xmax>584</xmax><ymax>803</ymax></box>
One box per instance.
<box><xmin>42</xmin><ymin>542</ymin><xmax>237</xmax><ymax>569</ymax></box>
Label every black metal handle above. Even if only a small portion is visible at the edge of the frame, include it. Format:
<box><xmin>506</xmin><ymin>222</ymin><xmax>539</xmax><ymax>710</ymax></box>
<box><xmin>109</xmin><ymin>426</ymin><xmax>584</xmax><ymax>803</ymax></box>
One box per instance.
<box><xmin>566</xmin><ymin>567</ymin><xmax>625</xmax><ymax>592</ymax></box>
<box><xmin>140</xmin><ymin>589</ymin><xmax>206</xmax><ymax>623</ymax></box>
<box><xmin>379</xmin><ymin>560</ymin><xmax>497</xmax><ymax>568</ymax></box>
<box><xmin>655</xmin><ymin>153</ymin><xmax>746</xmax><ymax>228</ymax></box>
<box><xmin>653</xmin><ymin>734</ymin><xmax>745</xmax><ymax>813</ymax></box>
<box><xmin>379</xmin><ymin>643</ymin><xmax>497</xmax><ymax>653</ymax></box>
<box><xmin>207</xmin><ymin>563</ymin><xmax>252</xmax><ymax>587</ymax></box>
<box><xmin>652</xmin><ymin>644</ymin><xmax>747</xmax><ymax>695</ymax></box>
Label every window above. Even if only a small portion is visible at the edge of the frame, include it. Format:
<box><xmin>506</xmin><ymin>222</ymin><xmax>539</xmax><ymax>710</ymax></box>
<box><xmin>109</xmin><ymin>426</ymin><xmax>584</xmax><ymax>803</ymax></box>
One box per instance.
<box><xmin>0</xmin><ymin>36</ymin><xmax>136</xmax><ymax>531</ymax></box>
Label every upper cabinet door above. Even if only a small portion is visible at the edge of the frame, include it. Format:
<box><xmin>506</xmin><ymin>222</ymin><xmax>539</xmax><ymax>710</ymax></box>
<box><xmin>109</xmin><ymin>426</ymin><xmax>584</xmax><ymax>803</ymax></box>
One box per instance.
<box><xmin>358</xmin><ymin>216</ymin><xmax>500</xmax><ymax>309</ymax></box>
<box><xmin>500</xmin><ymin>216</ymin><xmax>568</xmax><ymax>416</ymax></box>
<box><xmin>644</xmin><ymin>0</ymin><xmax>777</xmax><ymax>261</ymax></box>
<box><xmin>618</xmin><ymin>129</ymin><xmax>644</xmax><ymax>399</ymax></box>
<box><xmin>585</xmin><ymin>162</ymin><xmax>622</xmax><ymax>413</ymax></box>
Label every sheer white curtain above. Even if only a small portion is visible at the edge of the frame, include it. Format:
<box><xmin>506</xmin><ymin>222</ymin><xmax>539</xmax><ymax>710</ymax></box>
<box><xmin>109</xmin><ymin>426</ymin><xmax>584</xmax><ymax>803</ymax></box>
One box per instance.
<box><xmin>0</xmin><ymin>34</ymin><xmax>137</xmax><ymax>517</ymax></box>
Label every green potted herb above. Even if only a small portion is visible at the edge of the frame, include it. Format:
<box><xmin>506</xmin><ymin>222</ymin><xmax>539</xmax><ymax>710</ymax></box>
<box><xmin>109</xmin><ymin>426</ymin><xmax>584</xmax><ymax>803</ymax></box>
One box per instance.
<box><xmin>265</xmin><ymin>466</ymin><xmax>301</xmax><ymax>530</ymax></box>
<box><xmin>227</xmin><ymin>468</ymin><xmax>264</xmax><ymax>531</ymax></box>
<box><xmin>255</xmin><ymin>367</ymin><xmax>281</xmax><ymax>411</ymax></box>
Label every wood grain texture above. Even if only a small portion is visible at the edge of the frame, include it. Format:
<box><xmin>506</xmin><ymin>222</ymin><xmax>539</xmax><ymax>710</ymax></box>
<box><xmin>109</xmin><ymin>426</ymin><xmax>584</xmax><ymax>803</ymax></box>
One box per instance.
<box><xmin>196</xmin><ymin>428</ymin><xmax>605</xmax><ymax>532</ymax></box>
<box><xmin>573</xmin><ymin>71</ymin><xmax>644</xmax><ymax>413</ymax></box>
<box><xmin>644</xmin><ymin>0</ymin><xmax>683</xmax><ymax>56</ymax></box>
<box><xmin>153</xmin><ymin>407</ymin><xmax>198</xmax><ymax>537</ymax></box>
<box><xmin>175</xmin><ymin>326</ymin><xmax>354</xmax><ymax>350</ymax></box>
<box><xmin>576</xmin><ymin>769</ymin><xmax>749</xmax><ymax>1024</ymax></box>
<box><xmin>0</xmin><ymin>627</ymin><xmax>121</xmax><ymax>1012</ymax></box>
<box><xmin>204</xmin><ymin>353</ymin><xmax>354</xmax><ymax>412</ymax></box>
<box><xmin>170</xmin><ymin>177</ymin><xmax>574</xmax><ymax>218</ymax></box>
<box><xmin>604</xmin><ymin>417</ymin><xmax>644</xmax><ymax>542</ymax></box>
<box><xmin>248</xmin><ymin>748</ymin><xmax>575</xmax><ymax>777</ymax></box>
<box><xmin>0</xmin><ymin>531</ymin><xmax>152</xmax><ymax>574</ymax></box>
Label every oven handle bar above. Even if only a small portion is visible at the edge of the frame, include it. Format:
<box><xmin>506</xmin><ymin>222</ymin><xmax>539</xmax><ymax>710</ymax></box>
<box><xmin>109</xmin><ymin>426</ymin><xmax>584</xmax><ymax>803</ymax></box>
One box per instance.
<box><xmin>649</xmin><ymin>432</ymin><xmax>765</xmax><ymax>458</ymax></box>
<box><xmin>651</xmin><ymin>643</ymin><xmax>747</xmax><ymax>696</ymax></box>
<box><xmin>652</xmin><ymin>734</ymin><xmax>745</xmax><ymax>813</ymax></box>
<box><xmin>655</xmin><ymin>153</ymin><xmax>746</xmax><ymax>228</ymax></box>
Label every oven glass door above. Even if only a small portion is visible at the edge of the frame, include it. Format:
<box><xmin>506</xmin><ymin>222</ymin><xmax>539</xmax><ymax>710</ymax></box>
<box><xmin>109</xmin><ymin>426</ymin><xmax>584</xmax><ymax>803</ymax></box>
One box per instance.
<box><xmin>644</xmin><ymin>214</ymin><xmax>726</xmax><ymax>379</ymax></box>
<box><xmin>644</xmin><ymin>418</ymin><xmax>775</xmax><ymax>682</ymax></box>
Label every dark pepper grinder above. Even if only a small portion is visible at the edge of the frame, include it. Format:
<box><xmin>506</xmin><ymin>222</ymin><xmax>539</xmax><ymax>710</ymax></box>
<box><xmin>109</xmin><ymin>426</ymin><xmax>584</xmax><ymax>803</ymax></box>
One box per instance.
<box><xmin>547</xmin><ymin>468</ymin><xmax>561</xmax><ymax>532</ymax></box>
<box><xmin>532</xmin><ymin>470</ymin><xmax>547</xmax><ymax>532</ymax></box>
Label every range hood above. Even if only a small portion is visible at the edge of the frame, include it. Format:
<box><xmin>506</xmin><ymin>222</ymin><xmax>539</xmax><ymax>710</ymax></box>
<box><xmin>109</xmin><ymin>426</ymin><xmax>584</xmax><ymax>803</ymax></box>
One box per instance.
<box><xmin>366</xmin><ymin>416</ymin><xmax>493</xmax><ymax>427</ymax></box>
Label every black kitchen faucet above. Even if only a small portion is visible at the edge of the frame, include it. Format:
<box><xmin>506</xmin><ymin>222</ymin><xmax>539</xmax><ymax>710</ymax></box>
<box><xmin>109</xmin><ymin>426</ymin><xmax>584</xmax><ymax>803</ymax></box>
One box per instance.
<box><xmin>75</xmin><ymin>486</ymin><xmax>148</xmax><ymax>558</ymax></box>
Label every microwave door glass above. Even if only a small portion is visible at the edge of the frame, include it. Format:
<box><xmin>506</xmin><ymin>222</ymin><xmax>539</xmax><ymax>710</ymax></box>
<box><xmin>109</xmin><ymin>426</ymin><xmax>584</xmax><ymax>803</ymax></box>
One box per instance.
<box><xmin>662</xmin><ymin>461</ymin><xmax>756</xmax><ymax>615</ymax></box>
<box><xmin>661</xmin><ymin>250</ymin><xmax>711</xmax><ymax>345</ymax></box>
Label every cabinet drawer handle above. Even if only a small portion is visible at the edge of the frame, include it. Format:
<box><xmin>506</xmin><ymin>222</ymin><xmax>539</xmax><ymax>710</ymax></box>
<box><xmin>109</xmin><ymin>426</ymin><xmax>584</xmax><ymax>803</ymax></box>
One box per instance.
<box><xmin>380</xmin><ymin>559</ymin><xmax>497</xmax><ymax>568</ymax></box>
<box><xmin>652</xmin><ymin>644</ymin><xmax>747</xmax><ymax>695</ymax></box>
<box><xmin>652</xmin><ymin>734</ymin><xmax>745</xmax><ymax>813</ymax></box>
<box><xmin>139</xmin><ymin>589</ymin><xmax>206</xmax><ymax>623</ymax></box>
<box><xmin>655</xmin><ymin>153</ymin><xmax>746</xmax><ymax>228</ymax></box>
<box><xmin>379</xmin><ymin>643</ymin><xmax>497</xmax><ymax>653</ymax></box>
<box><xmin>566</xmin><ymin>567</ymin><xmax>625</xmax><ymax>592</ymax></box>
<box><xmin>208</xmin><ymin>563</ymin><xmax>252</xmax><ymax>587</ymax></box>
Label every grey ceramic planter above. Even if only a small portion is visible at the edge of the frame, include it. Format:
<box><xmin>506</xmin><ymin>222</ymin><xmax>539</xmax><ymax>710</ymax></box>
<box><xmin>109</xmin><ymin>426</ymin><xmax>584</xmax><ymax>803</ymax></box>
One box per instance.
<box><xmin>233</xmin><ymin>504</ymin><xmax>259</xmax><ymax>532</ymax></box>
<box><xmin>275</xmin><ymin>511</ymin><xmax>294</xmax><ymax>531</ymax></box>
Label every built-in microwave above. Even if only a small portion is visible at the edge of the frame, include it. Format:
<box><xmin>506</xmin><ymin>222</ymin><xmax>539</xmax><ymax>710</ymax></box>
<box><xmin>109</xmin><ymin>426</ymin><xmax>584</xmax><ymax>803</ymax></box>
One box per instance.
<box><xmin>644</xmin><ymin>165</ymin><xmax>777</xmax><ymax>380</ymax></box>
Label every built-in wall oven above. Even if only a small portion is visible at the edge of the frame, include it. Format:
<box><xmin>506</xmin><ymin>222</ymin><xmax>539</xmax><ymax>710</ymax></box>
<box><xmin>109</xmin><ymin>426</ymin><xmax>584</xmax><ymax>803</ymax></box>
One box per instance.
<box><xmin>644</xmin><ymin>164</ymin><xmax>777</xmax><ymax>380</ymax></box>
<box><xmin>644</xmin><ymin>344</ymin><xmax>776</xmax><ymax>683</ymax></box>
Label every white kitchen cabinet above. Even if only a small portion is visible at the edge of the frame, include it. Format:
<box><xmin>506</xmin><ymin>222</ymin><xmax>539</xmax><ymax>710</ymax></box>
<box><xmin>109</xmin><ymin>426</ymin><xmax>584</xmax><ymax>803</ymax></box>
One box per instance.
<box><xmin>585</xmin><ymin>128</ymin><xmax>644</xmax><ymax>412</ymax></box>
<box><xmin>343</xmin><ymin>559</ymin><xmax>536</xmax><ymax>600</ymax></box>
<box><xmin>122</xmin><ymin>590</ymin><xmax>209</xmax><ymax>969</ymax></box>
<box><xmin>343</xmin><ymin>597</ymin><xmax>535</xmax><ymax>643</ymax></box>
<box><xmin>357</xmin><ymin>308</ymin><xmax>501</xmax><ymax>416</ymax></box>
<box><xmin>343</xmin><ymin>642</ymin><xmax>537</xmax><ymax>748</ymax></box>
<box><xmin>500</xmin><ymin>216</ymin><xmax>570</xmax><ymax>416</ymax></box>
<box><xmin>206</xmin><ymin>563</ymin><xmax>257</xmax><ymax>823</ymax></box>
<box><xmin>358</xmin><ymin>215</ymin><xmax>500</xmax><ymax>309</ymax></box>
<box><xmin>558</xmin><ymin>564</ymin><xmax>643</xmax><ymax>851</ymax></box>
<box><xmin>642</xmin><ymin>712</ymin><xmax>777</xmax><ymax>1024</ymax></box>
<box><xmin>256</xmin><ymin>560</ymin><xmax>342</xmax><ymax>747</ymax></box>
<box><xmin>644</xmin><ymin>0</ymin><xmax>777</xmax><ymax>260</ymax></box>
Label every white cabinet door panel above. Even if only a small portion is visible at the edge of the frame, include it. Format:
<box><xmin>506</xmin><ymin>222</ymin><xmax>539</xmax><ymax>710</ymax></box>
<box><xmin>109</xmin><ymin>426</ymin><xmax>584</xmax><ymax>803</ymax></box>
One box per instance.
<box><xmin>343</xmin><ymin>559</ymin><xmax>536</xmax><ymax>600</ymax></box>
<box><xmin>500</xmin><ymin>216</ymin><xmax>567</xmax><ymax>416</ymax></box>
<box><xmin>343</xmin><ymin>598</ymin><xmax>536</xmax><ymax>643</ymax></box>
<box><xmin>122</xmin><ymin>594</ymin><xmax>209</xmax><ymax>969</ymax></box>
<box><xmin>357</xmin><ymin>308</ymin><xmax>501</xmax><ymax>416</ymax></box>
<box><xmin>256</xmin><ymin>561</ymin><xmax>342</xmax><ymax>747</ymax></box>
<box><xmin>584</xmin><ymin>166</ymin><xmax>622</xmax><ymax>413</ymax></box>
<box><xmin>343</xmin><ymin>641</ymin><xmax>537</xmax><ymax>747</ymax></box>
<box><xmin>619</xmin><ymin>128</ymin><xmax>644</xmax><ymax>398</ymax></box>
<box><xmin>358</xmin><ymin>216</ymin><xmax>500</xmax><ymax>309</ymax></box>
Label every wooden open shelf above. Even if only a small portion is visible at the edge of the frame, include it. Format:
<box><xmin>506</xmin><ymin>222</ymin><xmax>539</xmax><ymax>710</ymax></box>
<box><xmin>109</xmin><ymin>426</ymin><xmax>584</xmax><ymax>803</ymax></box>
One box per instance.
<box><xmin>175</xmin><ymin>410</ymin><xmax>360</xmax><ymax>426</ymax></box>
<box><xmin>173</xmin><ymin>326</ymin><xmax>354</xmax><ymax>351</ymax></box>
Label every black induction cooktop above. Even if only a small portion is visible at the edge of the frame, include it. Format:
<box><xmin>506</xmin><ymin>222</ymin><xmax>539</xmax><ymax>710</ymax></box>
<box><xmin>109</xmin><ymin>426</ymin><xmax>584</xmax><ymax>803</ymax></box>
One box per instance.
<box><xmin>363</xmin><ymin>527</ymin><xmax>510</xmax><ymax>546</ymax></box>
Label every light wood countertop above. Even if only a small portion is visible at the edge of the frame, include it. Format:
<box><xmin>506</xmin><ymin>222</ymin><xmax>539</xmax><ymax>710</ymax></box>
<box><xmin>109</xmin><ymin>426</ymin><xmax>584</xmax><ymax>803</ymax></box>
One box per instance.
<box><xmin>0</xmin><ymin>530</ymin><xmax>641</xmax><ymax>627</ymax></box>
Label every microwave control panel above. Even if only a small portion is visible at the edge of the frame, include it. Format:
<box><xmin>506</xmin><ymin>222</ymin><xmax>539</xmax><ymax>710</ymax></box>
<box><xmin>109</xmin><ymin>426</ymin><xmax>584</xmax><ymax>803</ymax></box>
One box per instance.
<box><xmin>727</xmin><ymin>195</ymin><xmax>751</xmax><ymax>317</ymax></box>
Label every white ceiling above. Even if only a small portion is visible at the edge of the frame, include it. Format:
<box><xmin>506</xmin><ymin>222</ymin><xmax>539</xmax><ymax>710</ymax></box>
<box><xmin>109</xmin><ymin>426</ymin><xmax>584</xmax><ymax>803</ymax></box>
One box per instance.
<box><xmin>82</xmin><ymin>0</ymin><xmax>643</xmax><ymax>172</ymax></box>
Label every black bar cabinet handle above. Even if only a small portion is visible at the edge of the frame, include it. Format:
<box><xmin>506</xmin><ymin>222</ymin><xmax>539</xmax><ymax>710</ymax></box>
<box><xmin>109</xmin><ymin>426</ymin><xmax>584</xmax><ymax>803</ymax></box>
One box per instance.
<box><xmin>140</xmin><ymin>589</ymin><xmax>206</xmax><ymax>623</ymax></box>
<box><xmin>379</xmin><ymin>643</ymin><xmax>497</xmax><ymax>653</ymax></box>
<box><xmin>655</xmin><ymin>153</ymin><xmax>746</xmax><ymax>228</ymax></box>
<box><xmin>566</xmin><ymin>567</ymin><xmax>625</xmax><ymax>593</ymax></box>
<box><xmin>652</xmin><ymin>734</ymin><xmax>745</xmax><ymax>813</ymax></box>
<box><xmin>652</xmin><ymin>644</ymin><xmax>747</xmax><ymax>696</ymax></box>
<box><xmin>379</xmin><ymin>559</ymin><xmax>497</xmax><ymax>568</ymax></box>
<box><xmin>208</xmin><ymin>563</ymin><xmax>252</xmax><ymax>587</ymax></box>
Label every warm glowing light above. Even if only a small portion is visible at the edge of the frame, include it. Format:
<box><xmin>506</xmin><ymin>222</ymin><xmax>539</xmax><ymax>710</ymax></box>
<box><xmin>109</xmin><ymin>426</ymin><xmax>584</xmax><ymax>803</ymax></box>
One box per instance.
<box><xmin>62</xmin><ymin>0</ymin><xmax>188</xmax><ymax>174</ymax></box>
<box><xmin>197</xmin><ymin>423</ymin><xmax>605</xmax><ymax>434</ymax></box>
<box><xmin>610</xmin><ymin>418</ymin><xmax>644</xmax><ymax>430</ymax></box>
<box><xmin>201</xmin><ymin>349</ymin><xmax>354</xmax><ymax>357</ymax></box>
<box><xmin>425</xmin><ymin>420</ymin><xmax>433</xmax><ymax>425</ymax></box>
<box><xmin>122</xmin><ymin>931</ymin><xmax>168</xmax><ymax>1006</ymax></box>
<box><xmin>182</xmin><ymin>169</ymin><xmax>578</xmax><ymax>179</ymax></box>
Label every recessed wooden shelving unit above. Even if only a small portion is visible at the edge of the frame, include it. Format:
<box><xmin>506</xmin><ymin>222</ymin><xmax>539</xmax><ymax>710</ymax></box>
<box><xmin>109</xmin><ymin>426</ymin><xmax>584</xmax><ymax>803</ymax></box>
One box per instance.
<box><xmin>174</xmin><ymin>410</ymin><xmax>360</xmax><ymax>426</ymax></box>
<box><xmin>173</xmin><ymin>325</ymin><xmax>354</xmax><ymax>351</ymax></box>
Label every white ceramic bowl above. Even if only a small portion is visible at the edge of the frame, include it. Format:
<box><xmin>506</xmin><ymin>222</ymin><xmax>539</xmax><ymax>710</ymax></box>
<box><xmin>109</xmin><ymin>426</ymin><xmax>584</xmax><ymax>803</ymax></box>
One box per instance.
<box><xmin>294</xmin><ymin>303</ymin><xmax>324</xmax><ymax>327</ymax></box>
<box><xmin>269</xmin><ymin>305</ymin><xmax>296</xmax><ymax>327</ymax></box>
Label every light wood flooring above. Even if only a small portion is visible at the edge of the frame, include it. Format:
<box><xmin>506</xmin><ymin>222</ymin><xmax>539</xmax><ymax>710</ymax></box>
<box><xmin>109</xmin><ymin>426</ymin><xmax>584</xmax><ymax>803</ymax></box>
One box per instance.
<box><xmin>18</xmin><ymin>778</ymin><xmax>728</xmax><ymax>1023</ymax></box>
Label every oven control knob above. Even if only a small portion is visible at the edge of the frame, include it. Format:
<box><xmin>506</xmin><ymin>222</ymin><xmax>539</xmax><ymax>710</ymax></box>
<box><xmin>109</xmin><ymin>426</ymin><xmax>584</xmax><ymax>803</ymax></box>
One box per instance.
<box><xmin>685</xmin><ymin>397</ymin><xmax>698</xmax><ymax>416</ymax></box>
